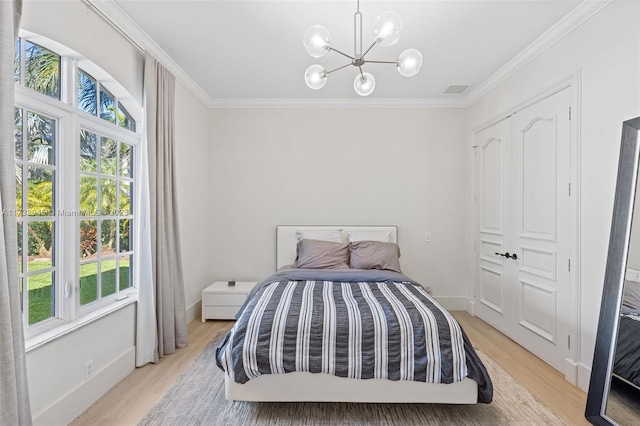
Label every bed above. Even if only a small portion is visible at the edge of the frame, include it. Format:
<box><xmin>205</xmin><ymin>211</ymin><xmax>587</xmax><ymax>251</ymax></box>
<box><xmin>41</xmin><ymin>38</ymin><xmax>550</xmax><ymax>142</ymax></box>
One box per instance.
<box><xmin>215</xmin><ymin>226</ymin><xmax>493</xmax><ymax>404</ymax></box>
<box><xmin>613</xmin><ymin>274</ymin><xmax>640</xmax><ymax>389</ymax></box>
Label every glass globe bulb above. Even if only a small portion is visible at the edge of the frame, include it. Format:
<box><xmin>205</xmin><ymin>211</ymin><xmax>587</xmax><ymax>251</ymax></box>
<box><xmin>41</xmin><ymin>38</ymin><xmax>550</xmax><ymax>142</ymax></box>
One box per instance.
<box><xmin>303</xmin><ymin>25</ymin><xmax>332</xmax><ymax>58</ymax></box>
<box><xmin>305</xmin><ymin>64</ymin><xmax>327</xmax><ymax>90</ymax></box>
<box><xmin>397</xmin><ymin>49</ymin><xmax>423</xmax><ymax>77</ymax></box>
<box><xmin>372</xmin><ymin>11</ymin><xmax>403</xmax><ymax>46</ymax></box>
<box><xmin>353</xmin><ymin>72</ymin><xmax>376</xmax><ymax>96</ymax></box>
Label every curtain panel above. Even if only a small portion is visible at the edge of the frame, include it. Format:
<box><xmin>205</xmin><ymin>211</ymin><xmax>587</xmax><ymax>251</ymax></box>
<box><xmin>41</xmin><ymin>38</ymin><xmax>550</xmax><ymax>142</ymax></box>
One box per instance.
<box><xmin>137</xmin><ymin>53</ymin><xmax>188</xmax><ymax>366</ymax></box>
<box><xmin>0</xmin><ymin>1</ymin><xmax>32</xmax><ymax>424</ymax></box>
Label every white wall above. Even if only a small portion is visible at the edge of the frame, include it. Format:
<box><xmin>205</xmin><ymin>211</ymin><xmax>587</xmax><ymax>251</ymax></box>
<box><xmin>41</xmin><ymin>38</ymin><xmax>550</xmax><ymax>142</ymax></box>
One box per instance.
<box><xmin>26</xmin><ymin>305</ymin><xmax>135</xmax><ymax>425</ymax></box>
<box><xmin>207</xmin><ymin>108</ymin><xmax>471</xmax><ymax>306</ymax></box>
<box><xmin>174</xmin><ymin>81</ymin><xmax>212</xmax><ymax>320</ymax></box>
<box><xmin>467</xmin><ymin>1</ymin><xmax>640</xmax><ymax>389</ymax></box>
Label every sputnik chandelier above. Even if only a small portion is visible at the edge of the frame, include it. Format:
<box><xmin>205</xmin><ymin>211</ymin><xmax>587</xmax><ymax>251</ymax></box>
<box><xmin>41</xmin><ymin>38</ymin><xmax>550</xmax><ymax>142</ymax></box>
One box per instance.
<box><xmin>303</xmin><ymin>0</ymin><xmax>423</xmax><ymax>96</ymax></box>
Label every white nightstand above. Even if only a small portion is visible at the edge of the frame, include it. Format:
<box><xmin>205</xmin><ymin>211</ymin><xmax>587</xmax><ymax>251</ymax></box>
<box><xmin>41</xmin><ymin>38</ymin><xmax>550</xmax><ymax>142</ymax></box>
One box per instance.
<box><xmin>201</xmin><ymin>281</ymin><xmax>258</xmax><ymax>321</ymax></box>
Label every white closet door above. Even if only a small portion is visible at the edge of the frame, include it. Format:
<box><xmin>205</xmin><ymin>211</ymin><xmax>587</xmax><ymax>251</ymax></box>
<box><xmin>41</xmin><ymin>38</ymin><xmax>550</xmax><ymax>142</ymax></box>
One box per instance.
<box><xmin>475</xmin><ymin>87</ymin><xmax>572</xmax><ymax>373</ymax></box>
<box><xmin>475</xmin><ymin>118</ymin><xmax>514</xmax><ymax>334</ymax></box>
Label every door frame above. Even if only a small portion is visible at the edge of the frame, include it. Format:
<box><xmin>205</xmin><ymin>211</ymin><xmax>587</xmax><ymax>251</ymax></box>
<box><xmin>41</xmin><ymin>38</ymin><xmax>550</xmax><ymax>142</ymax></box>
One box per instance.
<box><xmin>469</xmin><ymin>70</ymin><xmax>582</xmax><ymax>384</ymax></box>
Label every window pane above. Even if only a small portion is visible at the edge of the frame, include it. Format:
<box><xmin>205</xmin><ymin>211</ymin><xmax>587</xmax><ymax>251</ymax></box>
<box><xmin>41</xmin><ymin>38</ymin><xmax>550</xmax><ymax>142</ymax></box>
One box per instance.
<box><xmin>80</xmin><ymin>130</ymin><xmax>98</xmax><ymax>173</ymax></box>
<box><xmin>77</xmin><ymin>69</ymin><xmax>97</xmax><ymax>116</ymax></box>
<box><xmin>14</xmin><ymin>38</ymin><xmax>20</xmax><ymax>82</ymax></box>
<box><xmin>101</xmin><ymin>259</ymin><xmax>117</xmax><ymax>298</ymax></box>
<box><xmin>14</xmin><ymin>108</ymin><xmax>22</xmax><ymax>160</ymax></box>
<box><xmin>15</xmin><ymin>164</ymin><xmax>22</xmax><ymax>217</ymax></box>
<box><xmin>100</xmin><ymin>137</ymin><xmax>117</xmax><ymax>175</ymax></box>
<box><xmin>119</xmin><ymin>255</ymin><xmax>131</xmax><ymax>290</ymax></box>
<box><xmin>25</xmin><ymin>41</ymin><xmax>60</xmax><ymax>100</ymax></box>
<box><xmin>101</xmin><ymin>178</ymin><xmax>116</xmax><ymax>216</ymax></box>
<box><xmin>117</xmin><ymin>103</ymin><xmax>136</xmax><ymax>132</ymax></box>
<box><xmin>27</xmin><ymin>221</ymin><xmax>53</xmax><ymax>269</ymax></box>
<box><xmin>99</xmin><ymin>88</ymin><xmax>116</xmax><ymax>123</ymax></box>
<box><xmin>27</xmin><ymin>167</ymin><xmax>54</xmax><ymax>216</ymax></box>
<box><xmin>79</xmin><ymin>262</ymin><xmax>98</xmax><ymax>305</ymax></box>
<box><xmin>119</xmin><ymin>142</ymin><xmax>132</xmax><ymax>178</ymax></box>
<box><xmin>118</xmin><ymin>181</ymin><xmax>130</xmax><ymax>215</ymax></box>
<box><xmin>28</xmin><ymin>272</ymin><xmax>54</xmax><ymax>325</ymax></box>
<box><xmin>101</xmin><ymin>219</ymin><xmax>116</xmax><ymax>254</ymax></box>
<box><xmin>80</xmin><ymin>220</ymin><xmax>97</xmax><ymax>260</ymax></box>
<box><xmin>27</xmin><ymin>111</ymin><xmax>55</xmax><ymax>166</ymax></box>
<box><xmin>119</xmin><ymin>219</ymin><xmax>131</xmax><ymax>252</ymax></box>
<box><xmin>80</xmin><ymin>176</ymin><xmax>98</xmax><ymax>216</ymax></box>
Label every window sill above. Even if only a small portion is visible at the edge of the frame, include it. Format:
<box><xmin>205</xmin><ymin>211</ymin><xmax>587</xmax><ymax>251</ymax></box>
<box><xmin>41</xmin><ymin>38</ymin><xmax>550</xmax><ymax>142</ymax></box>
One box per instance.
<box><xmin>25</xmin><ymin>292</ymin><xmax>138</xmax><ymax>353</ymax></box>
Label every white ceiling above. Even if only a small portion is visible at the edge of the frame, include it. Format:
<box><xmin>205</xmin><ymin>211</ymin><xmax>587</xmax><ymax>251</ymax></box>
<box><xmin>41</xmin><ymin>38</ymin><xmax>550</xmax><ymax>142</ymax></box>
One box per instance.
<box><xmin>112</xmin><ymin>0</ymin><xmax>585</xmax><ymax>104</ymax></box>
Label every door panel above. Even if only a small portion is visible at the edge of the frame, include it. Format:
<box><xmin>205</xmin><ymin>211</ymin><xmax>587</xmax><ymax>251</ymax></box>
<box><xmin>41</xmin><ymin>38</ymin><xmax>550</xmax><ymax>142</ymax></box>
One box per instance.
<box><xmin>480</xmin><ymin>267</ymin><xmax>504</xmax><ymax>314</ymax></box>
<box><xmin>520</xmin><ymin>279</ymin><xmax>557</xmax><ymax>342</ymax></box>
<box><xmin>512</xmin><ymin>87</ymin><xmax>571</xmax><ymax>373</ymax></box>
<box><xmin>521</xmin><ymin>116</ymin><xmax>558</xmax><ymax>240</ymax></box>
<box><xmin>480</xmin><ymin>138</ymin><xmax>504</xmax><ymax>235</ymax></box>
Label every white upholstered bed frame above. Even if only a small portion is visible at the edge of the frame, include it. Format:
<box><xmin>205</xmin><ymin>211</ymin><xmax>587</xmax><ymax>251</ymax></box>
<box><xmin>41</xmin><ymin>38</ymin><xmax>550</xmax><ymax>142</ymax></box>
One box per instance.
<box><xmin>224</xmin><ymin>225</ymin><xmax>479</xmax><ymax>403</ymax></box>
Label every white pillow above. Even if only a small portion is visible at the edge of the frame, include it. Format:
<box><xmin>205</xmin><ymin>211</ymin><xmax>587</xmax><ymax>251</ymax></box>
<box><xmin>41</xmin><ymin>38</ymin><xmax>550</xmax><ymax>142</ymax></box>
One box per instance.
<box><xmin>347</xmin><ymin>229</ymin><xmax>393</xmax><ymax>243</ymax></box>
<box><xmin>296</xmin><ymin>229</ymin><xmax>344</xmax><ymax>243</ymax></box>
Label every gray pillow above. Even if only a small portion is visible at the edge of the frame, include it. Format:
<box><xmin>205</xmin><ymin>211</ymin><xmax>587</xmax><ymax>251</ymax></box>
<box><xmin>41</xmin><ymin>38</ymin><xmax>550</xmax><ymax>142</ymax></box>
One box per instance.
<box><xmin>349</xmin><ymin>240</ymin><xmax>401</xmax><ymax>273</ymax></box>
<box><xmin>622</xmin><ymin>280</ymin><xmax>640</xmax><ymax>313</ymax></box>
<box><xmin>293</xmin><ymin>239</ymin><xmax>350</xmax><ymax>269</ymax></box>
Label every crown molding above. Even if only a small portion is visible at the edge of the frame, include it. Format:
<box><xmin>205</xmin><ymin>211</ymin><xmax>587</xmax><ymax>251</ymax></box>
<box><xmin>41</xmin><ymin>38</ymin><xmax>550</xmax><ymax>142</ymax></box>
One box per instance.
<box><xmin>462</xmin><ymin>0</ymin><xmax>612</xmax><ymax>107</ymax></box>
<box><xmin>88</xmin><ymin>0</ymin><xmax>610</xmax><ymax>110</ymax></box>
<box><xmin>206</xmin><ymin>97</ymin><xmax>466</xmax><ymax>109</ymax></box>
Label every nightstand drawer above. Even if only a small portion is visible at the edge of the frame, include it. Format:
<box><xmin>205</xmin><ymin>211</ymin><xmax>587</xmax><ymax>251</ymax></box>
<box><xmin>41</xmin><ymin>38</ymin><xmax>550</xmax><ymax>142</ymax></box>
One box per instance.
<box><xmin>204</xmin><ymin>292</ymin><xmax>248</xmax><ymax>307</ymax></box>
<box><xmin>203</xmin><ymin>306</ymin><xmax>240</xmax><ymax>320</ymax></box>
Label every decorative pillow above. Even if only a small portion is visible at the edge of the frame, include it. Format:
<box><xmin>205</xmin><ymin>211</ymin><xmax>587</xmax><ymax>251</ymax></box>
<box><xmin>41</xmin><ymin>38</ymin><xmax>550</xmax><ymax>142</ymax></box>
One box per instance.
<box><xmin>347</xmin><ymin>229</ymin><xmax>393</xmax><ymax>243</ymax></box>
<box><xmin>293</xmin><ymin>239</ymin><xmax>349</xmax><ymax>269</ymax></box>
<box><xmin>349</xmin><ymin>240</ymin><xmax>401</xmax><ymax>273</ymax></box>
<box><xmin>296</xmin><ymin>229</ymin><xmax>344</xmax><ymax>243</ymax></box>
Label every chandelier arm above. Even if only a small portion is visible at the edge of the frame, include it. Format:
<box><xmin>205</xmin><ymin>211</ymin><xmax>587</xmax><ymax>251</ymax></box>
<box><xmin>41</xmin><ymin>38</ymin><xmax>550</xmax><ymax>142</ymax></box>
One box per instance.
<box><xmin>360</xmin><ymin>41</ymin><xmax>378</xmax><ymax>60</ymax></box>
<box><xmin>363</xmin><ymin>60</ymin><xmax>400</xmax><ymax>65</ymax></box>
<box><xmin>358</xmin><ymin>66</ymin><xmax>365</xmax><ymax>81</ymax></box>
<box><xmin>328</xmin><ymin>47</ymin><xmax>355</xmax><ymax>61</ymax></box>
<box><xmin>324</xmin><ymin>63</ymin><xmax>352</xmax><ymax>75</ymax></box>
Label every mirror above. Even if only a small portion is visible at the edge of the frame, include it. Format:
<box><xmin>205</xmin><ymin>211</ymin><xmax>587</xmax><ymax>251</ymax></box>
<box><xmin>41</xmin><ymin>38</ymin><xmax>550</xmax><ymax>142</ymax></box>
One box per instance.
<box><xmin>586</xmin><ymin>117</ymin><xmax>640</xmax><ymax>425</ymax></box>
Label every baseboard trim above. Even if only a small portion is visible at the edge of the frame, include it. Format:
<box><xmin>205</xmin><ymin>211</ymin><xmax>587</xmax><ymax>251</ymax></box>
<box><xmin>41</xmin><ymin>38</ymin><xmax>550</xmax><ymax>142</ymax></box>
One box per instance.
<box><xmin>186</xmin><ymin>299</ymin><xmax>201</xmax><ymax>324</ymax></box>
<box><xmin>577</xmin><ymin>362</ymin><xmax>592</xmax><ymax>392</ymax></box>
<box><xmin>434</xmin><ymin>296</ymin><xmax>469</xmax><ymax>311</ymax></box>
<box><xmin>466</xmin><ymin>299</ymin><xmax>476</xmax><ymax>316</ymax></box>
<box><xmin>33</xmin><ymin>347</ymin><xmax>135</xmax><ymax>426</ymax></box>
<box><xmin>564</xmin><ymin>358</ymin><xmax>579</xmax><ymax>385</ymax></box>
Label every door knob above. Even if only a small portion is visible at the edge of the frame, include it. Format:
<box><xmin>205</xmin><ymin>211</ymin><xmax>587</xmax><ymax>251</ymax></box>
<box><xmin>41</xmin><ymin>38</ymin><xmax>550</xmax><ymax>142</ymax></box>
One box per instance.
<box><xmin>495</xmin><ymin>252</ymin><xmax>518</xmax><ymax>260</ymax></box>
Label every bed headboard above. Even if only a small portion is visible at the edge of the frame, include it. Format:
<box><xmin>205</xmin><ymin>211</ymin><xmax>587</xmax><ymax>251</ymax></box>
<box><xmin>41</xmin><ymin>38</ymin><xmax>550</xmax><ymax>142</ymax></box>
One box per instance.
<box><xmin>276</xmin><ymin>225</ymin><xmax>398</xmax><ymax>270</ymax></box>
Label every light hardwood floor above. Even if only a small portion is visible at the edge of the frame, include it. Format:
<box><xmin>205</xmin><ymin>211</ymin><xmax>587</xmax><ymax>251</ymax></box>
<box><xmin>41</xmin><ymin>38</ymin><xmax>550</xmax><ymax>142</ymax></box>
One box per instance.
<box><xmin>71</xmin><ymin>312</ymin><xmax>589</xmax><ymax>426</ymax></box>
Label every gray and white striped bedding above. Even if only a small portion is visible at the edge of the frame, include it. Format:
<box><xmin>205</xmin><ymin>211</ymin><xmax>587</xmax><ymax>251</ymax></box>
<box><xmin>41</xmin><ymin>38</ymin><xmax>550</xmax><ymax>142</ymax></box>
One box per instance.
<box><xmin>215</xmin><ymin>269</ymin><xmax>493</xmax><ymax>403</ymax></box>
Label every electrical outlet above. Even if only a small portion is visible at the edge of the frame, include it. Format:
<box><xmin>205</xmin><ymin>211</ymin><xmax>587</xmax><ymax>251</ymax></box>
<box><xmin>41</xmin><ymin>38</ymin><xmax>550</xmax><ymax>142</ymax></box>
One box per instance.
<box><xmin>85</xmin><ymin>359</ymin><xmax>94</xmax><ymax>381</ymax></box>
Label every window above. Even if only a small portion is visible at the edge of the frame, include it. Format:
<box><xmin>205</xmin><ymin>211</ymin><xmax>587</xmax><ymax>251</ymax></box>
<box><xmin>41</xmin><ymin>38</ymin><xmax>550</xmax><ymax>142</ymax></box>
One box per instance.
<box><xmin>13</xmin><ymin>35</ymin><xmax>141</xmax><ymax>338</ymax></box>
<box><xmin>78</xmin><ymin>132</ymin><xmax>134</xmax><ymax>307</ymax></box>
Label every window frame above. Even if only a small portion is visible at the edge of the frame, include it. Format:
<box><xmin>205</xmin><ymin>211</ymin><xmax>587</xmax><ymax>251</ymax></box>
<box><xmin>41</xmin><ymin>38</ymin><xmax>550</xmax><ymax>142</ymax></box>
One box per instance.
<box><xmin>14</xmin><ymin>33</ymin><xmax>142</xmax><ymax>341</ymax></box>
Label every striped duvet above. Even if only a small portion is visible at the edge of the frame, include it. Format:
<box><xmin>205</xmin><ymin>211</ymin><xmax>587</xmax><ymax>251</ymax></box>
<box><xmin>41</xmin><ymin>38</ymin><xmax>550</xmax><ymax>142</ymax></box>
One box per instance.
<box><xmin>215</xmin><ymin>269</ymin><xmax>493</xmax><ymax>403</ymax></box>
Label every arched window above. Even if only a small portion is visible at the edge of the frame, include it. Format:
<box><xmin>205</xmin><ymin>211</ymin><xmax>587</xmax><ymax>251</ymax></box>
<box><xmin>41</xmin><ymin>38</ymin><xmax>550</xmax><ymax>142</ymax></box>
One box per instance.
<box><xmin>13</xmin><ymin>33</ymin><xmax>141</xmax><ymax>339</ymax></box>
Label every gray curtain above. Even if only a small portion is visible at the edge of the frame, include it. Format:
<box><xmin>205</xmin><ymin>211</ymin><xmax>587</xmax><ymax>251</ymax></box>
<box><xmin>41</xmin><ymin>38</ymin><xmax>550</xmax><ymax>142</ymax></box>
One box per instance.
<box><xmin>0</xmin><ymin>1</ymin><xmax>32</xmax><ymax>424</ymax></box>
<box><xmin>144</xmin><ymin>53</ymin><xmax>188</xmax><ymax>359</ymax></box>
